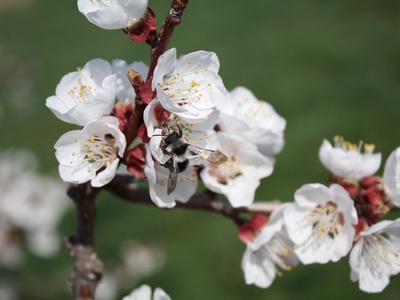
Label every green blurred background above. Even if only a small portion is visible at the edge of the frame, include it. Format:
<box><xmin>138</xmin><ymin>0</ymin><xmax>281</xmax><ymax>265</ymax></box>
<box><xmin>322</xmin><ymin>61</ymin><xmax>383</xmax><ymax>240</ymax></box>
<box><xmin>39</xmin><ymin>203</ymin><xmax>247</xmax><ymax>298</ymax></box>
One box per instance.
<box><xmin>1</xmin><ymin>0</ymin><xmax>400</xmax><ymax>299</ymax></box>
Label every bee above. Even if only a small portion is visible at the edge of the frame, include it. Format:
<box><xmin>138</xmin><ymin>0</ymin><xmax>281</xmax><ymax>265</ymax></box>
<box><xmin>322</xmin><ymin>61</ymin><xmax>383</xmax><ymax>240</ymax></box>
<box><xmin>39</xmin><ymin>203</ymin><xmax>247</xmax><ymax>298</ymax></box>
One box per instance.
<box><xmin>159</xmin><ymin>124</ymin><xmax>228</xmax><ymax>195</ymax></box>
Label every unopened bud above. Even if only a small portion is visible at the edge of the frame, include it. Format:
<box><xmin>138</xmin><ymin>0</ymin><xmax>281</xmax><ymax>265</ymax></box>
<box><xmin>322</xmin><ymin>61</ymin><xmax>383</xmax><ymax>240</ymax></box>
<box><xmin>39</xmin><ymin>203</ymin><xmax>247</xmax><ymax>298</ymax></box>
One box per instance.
<box><xmin>126</xmin><ymin>69</ymin><xmax>144</xmax><ymax>95</ymax></box>
<box><xmin>250</xmin><ymin>214</ymin><xmax>269</xmax><ymax>230</ymax></box>
<box><xmin>238</xmin><ymin>224</ymin><xmax>257</xmax><ymax>244</ymax></box>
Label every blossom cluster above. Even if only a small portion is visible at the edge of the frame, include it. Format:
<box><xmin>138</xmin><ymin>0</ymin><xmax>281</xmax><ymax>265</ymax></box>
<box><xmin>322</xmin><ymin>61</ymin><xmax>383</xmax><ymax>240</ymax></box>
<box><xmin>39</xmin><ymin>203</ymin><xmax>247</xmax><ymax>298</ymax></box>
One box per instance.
<box><xmin>0</xmin><ymin>150</ymin><xmax>69</xmax><ymax>267</ymax></box>
<box><xmin>239</xmin><ymin>137</ymin><xmax>400</xmax><ymax>293</ymax></box>
<box><xmin>47</xmin><ymin>36</ymin><xmax>285</xmax><ymax>210</ymax></box>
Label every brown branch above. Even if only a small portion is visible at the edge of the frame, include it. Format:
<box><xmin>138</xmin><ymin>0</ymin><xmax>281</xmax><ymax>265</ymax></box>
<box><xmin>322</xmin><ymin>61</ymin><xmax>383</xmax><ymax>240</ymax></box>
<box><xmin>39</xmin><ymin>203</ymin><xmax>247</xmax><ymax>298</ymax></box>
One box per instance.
<box><xmin>147</xmin><ymin>0</ymin><xmax>189</xmax><ymax>80</ymax></box>
<box><xmin>65</xmin><ymin>183</ymin><xmax>102</xmax><ymax>300</ymax></box>
<box><xmin>106</xmin><ymin>175</ymin><xmax>281</xmax><ymax>226</ymax></box>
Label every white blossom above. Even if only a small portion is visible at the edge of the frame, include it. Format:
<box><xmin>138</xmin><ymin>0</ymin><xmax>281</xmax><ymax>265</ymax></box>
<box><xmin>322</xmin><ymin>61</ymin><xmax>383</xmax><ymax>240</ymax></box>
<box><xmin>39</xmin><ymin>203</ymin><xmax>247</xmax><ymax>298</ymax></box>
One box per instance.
<box><xmin>55</xmin><ymin>116</ymin><xmax>126</xmax><ymax>187</ymax></box>
<box><xmin>349</xmin><ymin>218</ymin><xmax>400</xmax><ymax>293</ymax></box>
<box><xmin>119</xmin><ymin>240</ymin><xmax>165</xmax><ymax>279</ymax></box>
<box><xmin>284</xmin><ymin>183</ymin><xmax>358</xmax><ymax>264</ymax></box>
<box><xmin>78</xmin><ymin>0</ymin><xmax>148</xmax><ymax>30</ymax></box>
<box><xmin>1</xmin><ymin>173</ymin><xmax>69</xmax><ymax>257</ymax></box>
<box><xmin>46</xmin><ymin>58</ymin><xmax>116</xmax><ymax>126</ymax></box>
<box><xmin>218</xmin><ymin>86</ymin><xmax>286</xmax><ymax>158</ymax></box>
<box><xmin>241</xmin><ymin>205</ymin><xmax>298</xmax><ymax>288</ymax></box>
<box><xmin>383</xmin><ymin>147</ymin><xmax>400</xmax><ymax>207</ymax></box>
<box><xmin>200</xmin><ymin>132</ymin><xmax>273</xmax><ymax>207</ymax></box>
<box><xmin>152</xmin><ymin>48</ymin><xmax>226</xmax><ymax>123</ymax></box>
<box><xmin>122</xmin><ymin>284</ymin><xmax>171</xmax><ymax>300</ymax></box>
<box><xmin>0</xmin><ymin>150</ymin><xmax>70</xmax><ymax>261</ymax></box>
<box><xmin>319</xmin><ymin>136</ymin><xmax>381</xmax><ymax>180</ymax></box>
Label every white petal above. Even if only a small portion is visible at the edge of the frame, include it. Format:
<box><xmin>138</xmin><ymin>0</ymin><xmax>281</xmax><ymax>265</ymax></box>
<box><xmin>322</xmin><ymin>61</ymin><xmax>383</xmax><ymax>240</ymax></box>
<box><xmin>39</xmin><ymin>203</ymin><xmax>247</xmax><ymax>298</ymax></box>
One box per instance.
<box><xmin>241</xmin><ymin>247</ymin><xmax>276</xmax><ymax>288</ymax></box>
<box><xmin>349</xmin><ymin>239</ymin><xmax>363</xmax><ymax>282</ymax></box>
<box><xmin>58</xmin><ymin>163</ymin><xmax>94</xmax><ymax>184</ymax></box>
<box><xmin>383</xmin><ymin>147</ymin><xmax>400</xmax><ymax>207</ymax></box>
<box><xmin>91</xmin><ymin>159</ymin><xmax>120</xmax><ymax>187</ymax></box>
<box><xmin>152</xmin><ymin>48</ymin><xmax>177</xmax><ymax>89</ymax></box>
<box><xmin>153</xmin><ymin>288</ymin><xmax>171</xmax><ymax>300</ymax></box>
<box><xmin>78</xmin><ymin>0</ymin><xmax>148</xmax><ymax>30</ymax></box>
<box><xmin>283</xmin><ymin>203</ymin><xmax>313</xmax><ymax>245</ymax></box>
<box><xmin>144</xmin><ymin>146</ymin><xmax>176</xmax><ymax>208</ymax></box>
<box><xmin>175</xmin><ymin>50</ymin><xmax>220</xmax><ymax>74</ymax></box>
<box><xmin>249</xmin><ymin>219</ymin><xmax>283</xmax><ymax>251</ymax></box>
<box><xmin>122</xmin><ymin>284</ymin><xmax>152</xmax><ymax>300</ymax></box>
<box><xmin>294</xmin><ymin>183</ymin><xmax>332</xmax><ymax>208</ymax></box>
<box><xmin>54</xmin><ymin>130</ymin><xmax>82</xmax><ymax>165</ymax></box>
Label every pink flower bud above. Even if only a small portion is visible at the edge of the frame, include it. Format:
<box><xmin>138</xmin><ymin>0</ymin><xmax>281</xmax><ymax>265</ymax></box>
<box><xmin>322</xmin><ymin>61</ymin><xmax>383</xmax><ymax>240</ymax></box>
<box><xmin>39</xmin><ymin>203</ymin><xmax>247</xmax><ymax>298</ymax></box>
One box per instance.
<box><xmin>250</xmin><ymin>214</ymin><xmax>269</xmax><ymax>231</ymax></box>
<box><xmin>238</xmin><ymin>224</ymin><xmax>257</xmax><ymax>244</ymax></box>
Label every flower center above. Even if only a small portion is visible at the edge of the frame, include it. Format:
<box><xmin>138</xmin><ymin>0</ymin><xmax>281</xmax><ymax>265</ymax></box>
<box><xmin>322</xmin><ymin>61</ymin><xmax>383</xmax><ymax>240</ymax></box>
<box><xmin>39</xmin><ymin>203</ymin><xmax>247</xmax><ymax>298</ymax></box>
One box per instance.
<box><xmin>307</xmin><ymin>202</ymin><xmax>343</xmax><ymax>239</ymax></box>
<box><xmin>67</xmin><ymin>67</ymin><xmax>97</xmax><ymax>104</ymax></box>
<box><xmin>161</xmin><ymin>70</ymin><xmax>209</xmax><ymax>106</ymax></box>
<box><xmin>234</xmin><ymin>100</ymin><xmax>273</xmax><ymax>126</ymax></box>
<box><xmin>210</xmin><ymin>155</ymin><xmax>241</xmax><ymax>184</ymax></box>
<box><xmin>75</xmin><ymin>135</ymin><xmax>118</xmax><ymax>173</ymax></box>
<box><xmin>333</xmin><ymin>135</ymin><xmax>375</xmax><ymax>154</ymax></box>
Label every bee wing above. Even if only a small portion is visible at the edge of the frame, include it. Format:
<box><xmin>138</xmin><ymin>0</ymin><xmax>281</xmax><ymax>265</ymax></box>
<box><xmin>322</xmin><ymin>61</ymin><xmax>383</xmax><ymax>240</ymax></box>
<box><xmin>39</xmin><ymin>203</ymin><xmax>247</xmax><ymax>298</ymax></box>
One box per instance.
<box><xmin>167</xmin><ymin>156</ymin><xmax>178</xmax><ymax>195</ymax></box>
<box><xmin>187</xmin><ymin>145</ymin><xmax>228</xmax><ymax>166</ymax></box>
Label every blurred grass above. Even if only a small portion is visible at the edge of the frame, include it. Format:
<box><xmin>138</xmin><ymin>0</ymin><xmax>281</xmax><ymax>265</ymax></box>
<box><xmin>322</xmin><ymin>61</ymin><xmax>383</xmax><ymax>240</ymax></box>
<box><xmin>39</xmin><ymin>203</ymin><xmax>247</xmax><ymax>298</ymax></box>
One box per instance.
<box><xmin>0</xmin><ymin>0</ymin><xmax>400</xmax><ymax>299</ymax></box>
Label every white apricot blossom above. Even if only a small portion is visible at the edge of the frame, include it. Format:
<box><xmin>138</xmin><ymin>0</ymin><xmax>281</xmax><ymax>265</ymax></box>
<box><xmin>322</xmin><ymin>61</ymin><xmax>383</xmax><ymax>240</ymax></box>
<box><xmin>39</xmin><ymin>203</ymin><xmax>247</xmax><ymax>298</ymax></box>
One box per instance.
<box><xmin>241</xmin><ymin>205</ymin><xmax>298</xmax><ymax>288</ymax></box>
<box><xmin>218</xmin><ymin>86</ymin><xmax>286</xmax><ymax>158</ymax></box>
<box><xmin>350</xmin><ymin>218</ymin><xmax>400</xmax><ymax>293</ymax></box>
<box><xmin>55</xmin><ymin>116</ymin><xmax>126</xmax><ymax>187</ymax></box>
<box><xmin>122</xmin><ymin>284</ymin><xmax>171</xmax><ymax>300</ymax></box>
<box><xmin>200</xmin><ymin>132</ymin><xmax>274</xmax><ymax>207</ymax></box>
<box><xmin>1</xmin><ymin>173</ymin><xmax>69</xmax><ymax>257</ymax></box>
<box><xmin>0</xmin><ymin>150</ymin><xmax>70</xmax><ymax>261</ymax></box>
<box><xmin>383</xmin><ymin>147</ymin><xmax>400</xmax><ymax>207</ymax></box>
<box><xmin>152</xmin><ymin>48</ymin><xmax>226</xmax><ymax>123</ymax></box>
<box><xmin>78</xmin><ymin>0</ymin><xmax>148</xmax><ymax>30</ymax></box>
<box><xmin>46</xmin><ymin>58</ymin><xmax>116</xmax><ymax>126</ymax></box>
<box><xmin>144</xmin><ymin>145</ymin><xmax>197</xmax><ymax>208</ymax></box>
<box><xmin>319</xmin><ymin>136</ymin><xmax>381</xmax><ymax>180</ymax></box>
<box><xmin>284</xmin><ymin>183</ymin><xmax>358</xmax><ymax>264</ymax></box>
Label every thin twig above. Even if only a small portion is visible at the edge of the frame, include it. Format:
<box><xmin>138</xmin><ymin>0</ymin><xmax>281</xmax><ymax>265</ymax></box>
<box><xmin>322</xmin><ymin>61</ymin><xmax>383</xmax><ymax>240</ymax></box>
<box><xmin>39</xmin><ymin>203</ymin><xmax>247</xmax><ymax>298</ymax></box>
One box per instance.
<box><xmin>106</xmin><ymin>175</ymin><xmax>281</xmax><ymax>226</ymax></box>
